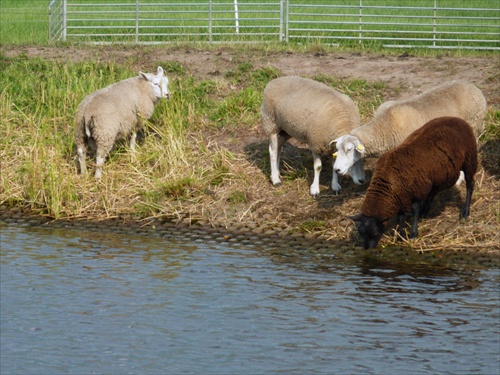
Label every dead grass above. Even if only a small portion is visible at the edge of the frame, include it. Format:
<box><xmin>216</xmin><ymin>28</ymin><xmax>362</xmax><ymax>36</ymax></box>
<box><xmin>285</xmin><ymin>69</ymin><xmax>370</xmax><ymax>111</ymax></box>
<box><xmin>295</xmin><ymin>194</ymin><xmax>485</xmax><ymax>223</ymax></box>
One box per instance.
<box><xmin>1</xmin><ymin>46</ymin><xmax>499</xmax><ymax>254</ymax></box>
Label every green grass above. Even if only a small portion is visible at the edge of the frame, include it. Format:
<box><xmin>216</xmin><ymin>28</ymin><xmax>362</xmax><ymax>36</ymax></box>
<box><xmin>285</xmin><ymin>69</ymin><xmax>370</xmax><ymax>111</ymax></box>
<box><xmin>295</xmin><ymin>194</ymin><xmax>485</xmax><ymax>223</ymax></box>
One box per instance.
<box><xmin>0</xmin><ymin>0</ymin><xmax>49</xmax><ymax>45</ymax></box>
<box><xmin>0</xmin><ymin>51</ymin><xmax>396</xmax><ymax>219</ymax></box>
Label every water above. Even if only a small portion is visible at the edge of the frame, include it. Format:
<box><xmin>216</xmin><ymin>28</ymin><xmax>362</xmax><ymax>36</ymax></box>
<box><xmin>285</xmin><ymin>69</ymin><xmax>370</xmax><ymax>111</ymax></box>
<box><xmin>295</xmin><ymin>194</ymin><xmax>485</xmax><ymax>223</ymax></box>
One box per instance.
<box><xmin>1</xmin><ymin>223</ymin><xmax>499</xmax><ymax>375</ymax></box>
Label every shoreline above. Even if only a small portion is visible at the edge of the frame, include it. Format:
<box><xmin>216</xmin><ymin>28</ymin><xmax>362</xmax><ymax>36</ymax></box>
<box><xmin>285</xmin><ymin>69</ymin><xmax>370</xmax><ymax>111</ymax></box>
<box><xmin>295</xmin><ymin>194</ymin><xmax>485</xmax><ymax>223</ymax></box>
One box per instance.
<box><xmin>2</xmin><ymin>205</ymin><xmax>499</xmax><ymax>262</ymax></box>
<box><xmin>1</xmin><ymin>45</ymin><xmax>498</xmax><ymax>256</ymax></box>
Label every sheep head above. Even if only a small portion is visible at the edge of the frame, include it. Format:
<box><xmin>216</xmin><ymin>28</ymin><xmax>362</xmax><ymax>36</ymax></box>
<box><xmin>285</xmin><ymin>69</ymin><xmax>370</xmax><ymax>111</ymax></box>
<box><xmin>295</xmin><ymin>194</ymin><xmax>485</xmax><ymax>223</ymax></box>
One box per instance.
<box><xmin>140</xmin><ymin>66</ymin><xmax>170</xmax><ymax>100</ymax></box>
<box><xmin>348</xmin><ymin>214</ymin><xmax>387</xmax><ymax>249</ymax></box>
<box><xmin>332</xmin><ymin>135</ymin><xmax>365</xmax><ymax>177</ymax></box>
<box><xmin>331</xmin><ymin>135</ymin><xmax>366</xmax><ymax>184</ymax></box>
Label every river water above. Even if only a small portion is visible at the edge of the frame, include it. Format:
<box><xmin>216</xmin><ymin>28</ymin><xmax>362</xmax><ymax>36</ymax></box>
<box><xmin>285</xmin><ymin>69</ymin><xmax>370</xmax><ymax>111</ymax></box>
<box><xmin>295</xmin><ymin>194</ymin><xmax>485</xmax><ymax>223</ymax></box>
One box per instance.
<box><xmin>1</xmin><ymin>223</ymin><xmax>498</xmax><ymax>375</ymax></box>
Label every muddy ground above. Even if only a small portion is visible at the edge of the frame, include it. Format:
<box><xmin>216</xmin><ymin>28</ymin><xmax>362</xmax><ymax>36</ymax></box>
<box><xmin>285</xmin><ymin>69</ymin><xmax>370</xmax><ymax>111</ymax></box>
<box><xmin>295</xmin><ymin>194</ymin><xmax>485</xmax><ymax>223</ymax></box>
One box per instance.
<box><xmin>2</xmin><ymin>45</ymin><xmax>499</xmax><ymax>254</ymax></box>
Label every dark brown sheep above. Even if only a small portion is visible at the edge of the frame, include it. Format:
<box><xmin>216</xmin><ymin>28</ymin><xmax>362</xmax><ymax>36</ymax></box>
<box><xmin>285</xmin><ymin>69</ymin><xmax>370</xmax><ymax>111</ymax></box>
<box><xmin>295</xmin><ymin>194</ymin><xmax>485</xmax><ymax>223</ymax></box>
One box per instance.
<box><xmin>349</xmin><ymin>116</ymin><xmax>478</xmax><ymax>249</ymax></box>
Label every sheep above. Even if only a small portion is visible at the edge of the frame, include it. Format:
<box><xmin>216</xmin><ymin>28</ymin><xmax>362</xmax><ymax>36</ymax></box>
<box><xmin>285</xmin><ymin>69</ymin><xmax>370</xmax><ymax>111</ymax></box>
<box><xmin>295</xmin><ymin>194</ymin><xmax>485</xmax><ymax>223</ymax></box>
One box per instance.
<box><xmin>332</xmin><ymin>80</ymin><xmax>486</xmax><ymax>182</ymax></box>
<box><xmin>74</xmin><ymin>66</ymin><xmax>170</xmax><ymax>179</ymax></box>
<box><xmin>349</xmin><ymin>116</ymin><xmax>478</xmax><ymax>250</ymax></box>
<box><xmin>261</xmin><ymin>76</ymin><xmax>363</xmax><ymax>197</ymax></box>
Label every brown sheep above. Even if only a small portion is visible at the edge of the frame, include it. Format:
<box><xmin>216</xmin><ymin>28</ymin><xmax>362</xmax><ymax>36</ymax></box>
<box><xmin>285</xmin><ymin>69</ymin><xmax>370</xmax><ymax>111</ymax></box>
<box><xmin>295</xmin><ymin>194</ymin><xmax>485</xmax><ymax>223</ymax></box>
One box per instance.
<box><xmin>349</xmin><ymin>116</ymin><xmax>478</xmax><ymax>249</ymax></box>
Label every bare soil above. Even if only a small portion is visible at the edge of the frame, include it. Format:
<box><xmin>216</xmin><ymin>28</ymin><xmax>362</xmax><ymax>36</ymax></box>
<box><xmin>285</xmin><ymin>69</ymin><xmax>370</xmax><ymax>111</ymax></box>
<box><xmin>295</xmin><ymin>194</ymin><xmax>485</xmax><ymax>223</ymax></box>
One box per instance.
<box><xmin>2</xmin><ymin>45</ymin><xmax>499</xmax><ymax>253</ymax></box>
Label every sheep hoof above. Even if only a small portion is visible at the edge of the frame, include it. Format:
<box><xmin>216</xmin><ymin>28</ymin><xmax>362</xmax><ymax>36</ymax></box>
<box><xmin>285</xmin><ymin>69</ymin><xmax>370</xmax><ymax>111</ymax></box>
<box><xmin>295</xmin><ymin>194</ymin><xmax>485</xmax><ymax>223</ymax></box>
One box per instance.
<box><xmin>272</xmin><ymin>182</ymin><xmax>282</xmax><ymax>187</ymax></box>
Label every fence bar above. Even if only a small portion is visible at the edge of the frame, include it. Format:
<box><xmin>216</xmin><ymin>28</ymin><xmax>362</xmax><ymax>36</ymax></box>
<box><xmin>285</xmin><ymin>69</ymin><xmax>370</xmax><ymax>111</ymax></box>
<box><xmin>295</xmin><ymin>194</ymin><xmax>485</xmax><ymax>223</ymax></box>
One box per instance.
<box><xmin>48</xmin><ymin>0</ymin><xmax>500</xmax><ymax>50</ymax></box>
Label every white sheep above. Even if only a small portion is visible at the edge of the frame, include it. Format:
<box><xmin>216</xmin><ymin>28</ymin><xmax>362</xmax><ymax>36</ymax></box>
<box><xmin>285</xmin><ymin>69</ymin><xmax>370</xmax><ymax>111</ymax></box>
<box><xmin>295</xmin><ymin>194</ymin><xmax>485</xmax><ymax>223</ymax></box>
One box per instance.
<box><xmin>333</xmin><ymin>80</ymin><xmax>487</xmax><ymax>181</ymax></box>
<box><xmin>74</xmin><ymin>66</ymin><xmax>170</xmax><ymax>179</ymax></box>
<box><xmin>261</xmin><ymin>76</ymin><xmax>363</xmax><ymax>197</ymax></box>
<box><xmin>349</xmin><ymin>116</ymin><xmax>478</xmax><ymax>249</ymax></box>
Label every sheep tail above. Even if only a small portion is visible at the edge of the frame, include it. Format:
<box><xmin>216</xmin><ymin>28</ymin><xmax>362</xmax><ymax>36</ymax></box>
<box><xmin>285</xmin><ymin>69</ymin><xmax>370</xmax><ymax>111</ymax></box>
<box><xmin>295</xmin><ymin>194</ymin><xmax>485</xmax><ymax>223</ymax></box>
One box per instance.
<box><xmin>85</xmin><ymin>116</ymin><xmax>95</xmax><ymax>138</ymax></box>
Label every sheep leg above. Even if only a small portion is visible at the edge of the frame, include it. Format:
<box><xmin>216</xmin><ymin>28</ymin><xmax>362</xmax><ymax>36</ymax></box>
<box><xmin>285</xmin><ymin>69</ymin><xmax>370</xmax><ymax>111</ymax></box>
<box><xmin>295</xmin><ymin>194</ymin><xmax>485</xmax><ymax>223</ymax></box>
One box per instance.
<box><xmin>94</xmin><ymin>147</ymin><xmax>110</xmax><ymax>180</ymax></box>
<box><xmin>461</xmin><ymin>177</ymin><xmax>475</xmax><ymax>219</ymax></box>
<box><xmin>396</xmin><ymin>211</ymin><xmax>407</xmax><ymax>240</ymax></box>
<box><xmin>419</xmin><ymin>195</ymin><xmax>434</xmax><ymax>217</ymax></box>
<box><xmin>129</xmin><ymin>132</ymin><xmax>137</xmax><ymax>161</ymax></box>
<box><xmin>130</xmin><ymin>132</ymin><xmax>137</xmax><ymax>152</ymax></box>
<box><xmin>330</xmin><ymin>157</ymin><xmax>341</xmax><ymax>194</ymax></box>
<box><xmin>410</xmin><ymin>201</ymin><xmax>421</xmax><ymax>238</ymax></box>
<box><xmin>76</xmin><ymin>145</ymin><xmax>87</xmax><ymax>175</ymax></box>
<box><xmin>269</xmin><ymin>132</ymin><xmax>289</xmax><ymax>186</ymax></box>
<box><xmin>310</xmin><ymin>152</ymin><xmax>323</xmax><ymax>197</ymax></box>
<box><xmin>455</xmin><ymin>171</ymin><xmax>465</xmax><ymax>186</ymax></box>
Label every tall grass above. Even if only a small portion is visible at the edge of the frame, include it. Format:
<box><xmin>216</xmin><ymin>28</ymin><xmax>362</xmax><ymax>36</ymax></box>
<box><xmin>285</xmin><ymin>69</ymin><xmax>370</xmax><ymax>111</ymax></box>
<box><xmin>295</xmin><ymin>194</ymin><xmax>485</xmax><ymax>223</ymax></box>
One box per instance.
<box><xmin>0</xmin><ymin>52</ymin><xmax>398</xmax><ymax>219</ymax></box>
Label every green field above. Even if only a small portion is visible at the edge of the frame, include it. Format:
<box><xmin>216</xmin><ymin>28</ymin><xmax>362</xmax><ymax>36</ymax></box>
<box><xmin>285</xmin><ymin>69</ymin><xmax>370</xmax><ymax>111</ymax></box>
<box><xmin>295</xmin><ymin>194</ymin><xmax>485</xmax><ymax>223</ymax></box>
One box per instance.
<box><xmin>1</xmin><ymin>0</ymin><xmax>499</xmax><ymax>49</ymax></box>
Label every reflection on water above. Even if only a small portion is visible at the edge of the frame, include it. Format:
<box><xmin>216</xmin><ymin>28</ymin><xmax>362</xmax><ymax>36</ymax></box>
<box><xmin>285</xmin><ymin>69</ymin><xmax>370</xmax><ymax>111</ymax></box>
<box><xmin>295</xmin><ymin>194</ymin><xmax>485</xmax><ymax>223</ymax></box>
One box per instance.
<box><xmin>1</xmin><ymin>224</ymin><xmax>499</xmax><ymax>375</ymax></box>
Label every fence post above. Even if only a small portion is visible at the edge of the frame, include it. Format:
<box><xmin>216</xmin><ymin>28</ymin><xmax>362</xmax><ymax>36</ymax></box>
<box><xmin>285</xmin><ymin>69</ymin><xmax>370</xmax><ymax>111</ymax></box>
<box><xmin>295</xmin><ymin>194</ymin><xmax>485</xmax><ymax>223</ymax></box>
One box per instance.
<box><xmin>234</xmin><ymin>0</ymin><xmax>239</xmax><ymax>33</ymax></box>
<box><xmin>136</xmin><ymin>0</ymin><xmax>139</xmax><ymax>44</ymax></box>
<box><xmin>433</xmin><ymin>0</ymin><xmax>437</xmax><ymax>48</ymax></box>
<box><xmin>62</xmin><ymin>0</ymin><xmax>67</xmax><ymax>41</ymax></box>
<box><xmin>358</xmin><ymin>0</ymin><xmax>362</xmax><ymax>44</ymax></box>
<box><xmin>282</xmin><ymin>0</ymin><xmax>290</xmax><ymax>42</ymax></box>
<box><xmin>279</xmin><ymin>0</ymin><xmax>283</xmax><ymax>41</ymax></box>
<box><xmin>209</xmin><ymin>0</ymin><xmax>213</xmax><ymax>42</ymax></box>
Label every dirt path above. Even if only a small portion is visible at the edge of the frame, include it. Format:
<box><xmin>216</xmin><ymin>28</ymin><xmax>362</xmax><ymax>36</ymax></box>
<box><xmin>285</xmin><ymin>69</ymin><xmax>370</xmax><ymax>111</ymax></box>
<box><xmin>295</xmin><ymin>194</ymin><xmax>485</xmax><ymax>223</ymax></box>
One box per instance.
<box><xmin>2</xmin><ymin>45</ymin><xmax>499</xmax><ymax>105</ymax></box>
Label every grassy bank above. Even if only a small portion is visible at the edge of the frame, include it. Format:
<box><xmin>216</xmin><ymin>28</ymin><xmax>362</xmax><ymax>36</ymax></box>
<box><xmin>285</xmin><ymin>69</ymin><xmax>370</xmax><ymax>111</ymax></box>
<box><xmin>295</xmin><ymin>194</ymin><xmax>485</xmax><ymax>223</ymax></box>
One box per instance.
<box><xmin>0</xmin><ymin>50</ymin><xmax>386</xmax><ymax>218</ymax></box>
<box><xmin>1</xmin><ymin>45</ymin><xmax>499</xmax><ymax>252</ymax></box>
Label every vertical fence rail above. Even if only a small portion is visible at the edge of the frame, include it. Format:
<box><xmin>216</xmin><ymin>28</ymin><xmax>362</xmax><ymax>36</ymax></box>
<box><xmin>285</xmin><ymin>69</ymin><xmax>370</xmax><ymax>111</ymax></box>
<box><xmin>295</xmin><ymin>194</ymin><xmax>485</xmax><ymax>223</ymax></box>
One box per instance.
<box><xmin>359</xmin><ymin>0</ymin><xmax>363</xmax><ymax>44</ymax></box>
<box><xmin>433</xmin><ymin>0</ymin><xmax>437</xmax><ymax>48</ymax></box>
<box><xmin>48</xmin><ymin>0</ymin><xmax>500</xmax><ymax>50</ymax></box>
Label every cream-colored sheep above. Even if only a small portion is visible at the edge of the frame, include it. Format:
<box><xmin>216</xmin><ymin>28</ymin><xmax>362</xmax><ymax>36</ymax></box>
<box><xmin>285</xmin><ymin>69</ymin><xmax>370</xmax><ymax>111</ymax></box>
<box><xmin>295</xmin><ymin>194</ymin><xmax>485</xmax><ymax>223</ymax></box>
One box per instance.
<box><xmin>74</xmin><ymin>67</ymin><xmax>170</xmax><ymax>179</ymax></box>
<box><xmin>333</xmin><ymin>80</ymin><xmax>487</xmax><ymax>179</ymax></box>
<box><xmin>261</xmin><ymin>76</ymin><xmax>362</xmax><ymax>197</ymax></box>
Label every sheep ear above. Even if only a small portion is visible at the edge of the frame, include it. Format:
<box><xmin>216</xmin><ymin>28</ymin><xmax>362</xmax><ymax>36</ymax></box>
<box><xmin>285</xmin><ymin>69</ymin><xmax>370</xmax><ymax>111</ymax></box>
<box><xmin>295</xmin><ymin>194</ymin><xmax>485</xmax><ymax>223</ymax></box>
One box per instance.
<box><xmin>355</xmin><ymin>143</ymin><xmax>365</xmax><ymax>153</ymax></box>
<box><xmin>139</xmin><ymin>72</ymin><xmax>149</xmax><ymax>81</ymax></box>
<box><xmin>346</xmin><ymin>214</ymin><xmax>363</xmax><ymax>223</ymax></box>
<box><xmin>331</xmin><ymin>135</ymin><xmax>346</xmax><ymax>146</ymax></box>
<box><xmin>156</xmin><ymin>66</ymin><xmax>164</xmax><ymax>76</ymax></box>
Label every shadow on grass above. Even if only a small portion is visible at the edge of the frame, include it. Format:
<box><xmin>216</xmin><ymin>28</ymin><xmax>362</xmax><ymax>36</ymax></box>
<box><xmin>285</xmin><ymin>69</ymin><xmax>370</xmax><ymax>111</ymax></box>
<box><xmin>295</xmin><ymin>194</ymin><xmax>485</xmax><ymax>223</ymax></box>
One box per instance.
<box><xmin>244</xmin><ymin>138</ymin><xmax>369</xmax><ymax>206</ymax></box>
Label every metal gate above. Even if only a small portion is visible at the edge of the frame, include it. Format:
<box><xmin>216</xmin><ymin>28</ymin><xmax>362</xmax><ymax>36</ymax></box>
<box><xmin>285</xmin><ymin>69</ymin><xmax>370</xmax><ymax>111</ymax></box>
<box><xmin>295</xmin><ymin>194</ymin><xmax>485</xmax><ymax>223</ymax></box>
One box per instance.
<box><xmin>49</xmin><ymin>0</ymin><xmax>500</xmax><ymax>50</ymax></box>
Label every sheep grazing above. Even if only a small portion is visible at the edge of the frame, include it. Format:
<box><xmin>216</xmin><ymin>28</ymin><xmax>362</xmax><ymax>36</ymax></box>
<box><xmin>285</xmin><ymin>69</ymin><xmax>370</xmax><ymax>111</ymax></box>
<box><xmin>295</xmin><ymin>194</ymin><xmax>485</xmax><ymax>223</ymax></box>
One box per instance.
<box><xmin>349</xmin><ymin>116</ymin><xmax>478</xmax><ymax>250</ymax></box>
<box><xmin>333</xmin><ymin>80</ymin><xmax>486</xmax><ymax>180</ymax></box>
<box><xmin>261</xmin><ymin>76</ymin><xmax>362</xmax><ymax>197</ymax></box>
<box><xmin>74</xmin><ymin>66</ymin><xmax>170</xmax><ymax>179</ymax></box>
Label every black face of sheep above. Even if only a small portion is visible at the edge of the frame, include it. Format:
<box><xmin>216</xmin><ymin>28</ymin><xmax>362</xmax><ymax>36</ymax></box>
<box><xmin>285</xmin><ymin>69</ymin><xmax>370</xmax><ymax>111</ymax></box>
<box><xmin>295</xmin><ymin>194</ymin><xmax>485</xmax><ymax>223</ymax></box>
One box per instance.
<box><xmin>349</xmin><ymin>214</ymin><xmax>386</xmax><ymax>249</ymax></box>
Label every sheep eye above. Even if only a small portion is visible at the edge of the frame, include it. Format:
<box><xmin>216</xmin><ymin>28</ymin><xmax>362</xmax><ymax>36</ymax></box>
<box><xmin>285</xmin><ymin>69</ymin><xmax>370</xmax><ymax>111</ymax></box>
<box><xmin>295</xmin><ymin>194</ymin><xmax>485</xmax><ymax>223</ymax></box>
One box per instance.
<box><xmin>346</xmin><ymin>143</ymin><xmax>353</xmax><ymax>152</ymax></box>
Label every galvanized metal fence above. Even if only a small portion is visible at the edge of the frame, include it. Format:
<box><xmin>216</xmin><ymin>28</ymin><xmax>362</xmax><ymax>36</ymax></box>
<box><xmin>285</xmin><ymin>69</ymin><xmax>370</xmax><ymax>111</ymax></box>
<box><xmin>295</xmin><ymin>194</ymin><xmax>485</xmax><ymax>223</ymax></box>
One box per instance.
<box><xmin>49</xmin><ymin>0</ymin><xmax>500</xmax><ymax>50</ymax></box>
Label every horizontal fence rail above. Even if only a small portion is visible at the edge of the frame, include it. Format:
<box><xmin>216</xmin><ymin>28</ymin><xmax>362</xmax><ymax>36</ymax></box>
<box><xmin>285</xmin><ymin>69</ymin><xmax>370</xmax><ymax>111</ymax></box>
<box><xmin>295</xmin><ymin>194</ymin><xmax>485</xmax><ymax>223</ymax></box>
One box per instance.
<box><xmin>48</xmin><ymin>0</ymin><xmax>500</xmax><ymax>50</ymax></box>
